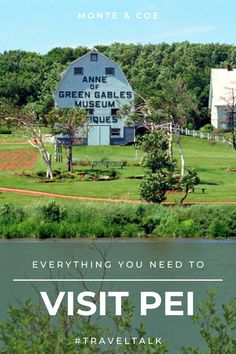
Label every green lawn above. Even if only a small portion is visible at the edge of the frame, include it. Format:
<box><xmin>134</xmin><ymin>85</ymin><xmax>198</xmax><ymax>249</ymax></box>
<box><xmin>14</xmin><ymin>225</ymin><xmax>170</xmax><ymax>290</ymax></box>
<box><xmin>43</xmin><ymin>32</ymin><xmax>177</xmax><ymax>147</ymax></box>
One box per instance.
<box><xmin>0</xmin><ymin>135</ymin><xmax>236</xmax><ymax>205</ymax></box>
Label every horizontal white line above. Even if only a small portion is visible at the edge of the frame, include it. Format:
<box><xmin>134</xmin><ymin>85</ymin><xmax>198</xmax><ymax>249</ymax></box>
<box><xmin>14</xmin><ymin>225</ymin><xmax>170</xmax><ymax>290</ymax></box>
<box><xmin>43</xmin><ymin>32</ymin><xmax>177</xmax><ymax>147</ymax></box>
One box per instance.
<box><xmin>13</xmin><ymin>278</ymin><xmax>223</xmax><ymax>282</ymax></box>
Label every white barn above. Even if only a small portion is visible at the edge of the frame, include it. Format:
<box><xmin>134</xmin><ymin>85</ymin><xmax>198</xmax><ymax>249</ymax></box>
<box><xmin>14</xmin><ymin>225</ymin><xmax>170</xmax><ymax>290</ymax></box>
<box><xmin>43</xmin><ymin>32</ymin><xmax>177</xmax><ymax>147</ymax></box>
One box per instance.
<box><xmin>209</xmin><ymin>67</ymin><xmax>236</xmax><ymax>129</ymax></box>
<box><xmin>53</xmin><ymin>50</ymin><xmax>135</xmax><ymax>145</ymax></box>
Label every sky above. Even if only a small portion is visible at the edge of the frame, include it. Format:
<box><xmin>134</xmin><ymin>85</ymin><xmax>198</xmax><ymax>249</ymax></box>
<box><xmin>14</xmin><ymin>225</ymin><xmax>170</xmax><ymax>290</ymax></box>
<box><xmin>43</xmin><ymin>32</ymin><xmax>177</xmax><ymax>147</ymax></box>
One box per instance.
<box><xmin>0</xmin><ymin>0</ymin><xmax>236</xmax><ymax>54</ymax></box>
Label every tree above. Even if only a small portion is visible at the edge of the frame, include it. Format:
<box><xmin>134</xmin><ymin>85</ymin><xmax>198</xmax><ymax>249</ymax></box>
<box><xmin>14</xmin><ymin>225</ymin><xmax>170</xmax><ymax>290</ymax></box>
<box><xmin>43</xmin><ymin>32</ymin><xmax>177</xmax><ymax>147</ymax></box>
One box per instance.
<box><xmin>4</xmin><ymin>107</ymin><xmax>53</xmax><ymax>179</ymax></box>
<box><xmin>154</xmin><ymin>76</ymin><xmax>199</xmax><ymax>178</ymax></box>
<box><xmin>139</xmin><ymin>131</ymin><xmax>174</xmax><ymax>203</ymax></box>
<box><xmin>179</xmin><ymin>169</ymin><xmax>200</xmax><ymax>205</ymax></box>
<box><xmin>0</xmin><ymin>299</ymin><xmax>168</xmax><ymax>353</ymax></box>
<box><xmin>182</xmin><ymin>290</ymin><xmax>236</xmax><ymax>353</ymax></box>
<box><xmin>46</xmin><ymin>108</ymin><xmax>88</xmax><ymax>172</ymax></box>
<box><xmin>139</xmin><ymin>173</ymin><xmax>171</xmax><ymax>203</ymax></box>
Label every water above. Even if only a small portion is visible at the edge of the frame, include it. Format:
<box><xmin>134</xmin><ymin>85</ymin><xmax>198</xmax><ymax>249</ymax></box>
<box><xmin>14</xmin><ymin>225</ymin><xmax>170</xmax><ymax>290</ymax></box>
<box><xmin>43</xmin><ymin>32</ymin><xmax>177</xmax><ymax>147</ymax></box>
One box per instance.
<box><xmin>0</xmin><ymin>238</ymin><xmax>236</xmax><ymax>352</ymax></box>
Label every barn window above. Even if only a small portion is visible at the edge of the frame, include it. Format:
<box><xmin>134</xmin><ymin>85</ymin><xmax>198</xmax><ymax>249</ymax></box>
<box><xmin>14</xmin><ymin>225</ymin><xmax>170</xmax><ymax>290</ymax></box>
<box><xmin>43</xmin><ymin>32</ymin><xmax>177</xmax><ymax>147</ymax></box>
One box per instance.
<box><xmin>90</xmin><ymin>53</ymin><xmax>98</xmax><ymax>61</ymax></box>
<box><xmin>86</xmin><ymin>109</ymin><xmax>94</xmax><ymax>115</ymax></box>
<box><xmin>111</xmin><ymin>108</ymin><xmax>119</xmax><ymax>116</ymax></box>
<box><xmin>105</xmin><ymin>67</ymin><xmax>115</xmax><ymax>75</ymax></box>
<box><xmin>74</xmin><ymin>67</ymin><xmax>83</xmax><ymax>75</ymax></box>
<box><xmin>111</xmin><ymin>128</ymin><xmax>121</xmax><ymax>136</ymax></box>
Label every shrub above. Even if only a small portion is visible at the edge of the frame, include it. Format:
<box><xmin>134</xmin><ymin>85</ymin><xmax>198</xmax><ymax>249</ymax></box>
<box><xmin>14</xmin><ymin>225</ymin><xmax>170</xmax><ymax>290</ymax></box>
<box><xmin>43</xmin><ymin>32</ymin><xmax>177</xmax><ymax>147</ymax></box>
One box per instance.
<box><xmin>58</xmin><ymin>222</ymin><xmax>77</xmax><ymax>238</ymax></box>
<box><xmin>0</xmin><ymin>203</ymin><xmax>25</xmax><ymax>224</ymax></box>
<box><xmin>36</xmin><ymin>170</ymin><xmax>46</xmax><ymax>177</ymax></box>
<box><xmin>200</xmin><ymin>124</ymin><xmax>214</xmax><ymax>133</ymax></box>
<box><xmin>2</xmin><ymin>203</ymin><xmax>236</xmax><ymax>239</ymax></box>
<box><xmin>37</xmin><ymin>222</ymin><xmax>58</xmax><ymax>239</ymax></box>
<box><xmin>78</xmin><ymin>159</ymin><xmax>92</xmax><ymax>166</ymax></box>
<box><xmin>41</xmin><ymin>202</ymin><xmax>65</xmax><ymax>222</ymax></box>
<box><xmin>139</xmin><ymin>173</ymin><xmax>170</xmax><ymax>203</ymax></box>
<box><xmin>122</xmin><ymin>223</ymin><xmax>141</xmax><ymax>238</ymax></box>
<box><xmin>155</xmin><ymin>213</ymin><xmax>180</xmax><ymax>237</ymax></box>
<box><xmin>0</xmin><ymin>126</ymin><xmax>12</xmax><ymax>134</ymax></box>
<box><xmin>208</xmin><ymin>219</ymin><xmax>229</xmax><ymax>238</ymax></box>
<box><xmin>141</xmin><ymin>216</ymin><xmax>159</xmax><ymax>234</ymax></box>
<box><xmin>177</xmin><ymin>219</ymin><xmax>198</xmax><ymax>238</ymax></box>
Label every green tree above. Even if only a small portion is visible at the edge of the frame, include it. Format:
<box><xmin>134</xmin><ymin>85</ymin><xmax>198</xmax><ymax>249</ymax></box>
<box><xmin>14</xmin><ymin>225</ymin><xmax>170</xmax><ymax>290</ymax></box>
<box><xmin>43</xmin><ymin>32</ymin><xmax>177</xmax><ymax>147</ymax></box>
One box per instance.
<box><xmin>139</xmin><ymin>131</ymin><xmax>174</xmax><ymax>203</ymax></box>
<box><xmin>0</xmin><ymin>299</ymin><xmax>168</xmax><ymax>354</ymax></box>
<box><xmin>154</xmin><ymin>76</ymin><xmax>198</xmax><ymax>178</ymax></box>
<box><xmin>46</xmin><ymin>108</ymin><xmax>88</xmax><ymax>172</ymax></box>
<box><xmin>182</xmin><ymin>290</ymin><xmax>236</xmax><ymax>354</ymax></box>
<box><xmin>179</xmin><ymin>169</ymin><xmax>200</xmax><ymax>204</ymax></box>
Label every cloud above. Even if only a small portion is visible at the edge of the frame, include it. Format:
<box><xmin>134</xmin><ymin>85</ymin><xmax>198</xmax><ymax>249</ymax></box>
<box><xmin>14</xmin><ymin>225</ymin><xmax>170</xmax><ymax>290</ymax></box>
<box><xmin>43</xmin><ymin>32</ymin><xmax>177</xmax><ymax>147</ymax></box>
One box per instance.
<box><xmin>157</xmin><ymin>25</ymin><xmax>216</xmax><ymax>38</ymax></box>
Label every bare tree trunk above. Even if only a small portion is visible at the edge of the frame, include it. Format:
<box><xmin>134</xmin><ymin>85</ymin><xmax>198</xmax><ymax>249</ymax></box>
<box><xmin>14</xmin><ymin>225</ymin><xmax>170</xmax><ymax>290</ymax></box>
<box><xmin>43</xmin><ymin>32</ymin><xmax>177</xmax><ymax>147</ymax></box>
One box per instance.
<box><xmin>39</xmin><ymin>147</ymin><xmax>53</xmax><ymax>179</ymax></box>
<box><xmin>45</xmin><ymin>152</ymin><xmax>53</xmax><ymax>179</ymax></box>
<box><xmin>168</xmin><ymin>122</ymin><xmax>173</xmax><ymax>162</ymax></box>
<box><xmin>176</xmin><ymin>134</ymin><xmax>185</xmax><ymax>178</ymax></box>
<box><xmin>67</xmin><ymin>145</ymin><xmax>73</xmax><ymax>172</ymax></box>
<box><xmin>179</xmin><ymin>185</ymin><xmax>189</xmax><ymax>205</ymax></box>
<box><xmin>36</xmin><ymin>122</ymin><xmax>53</xmax><ymax>179</ymax></box>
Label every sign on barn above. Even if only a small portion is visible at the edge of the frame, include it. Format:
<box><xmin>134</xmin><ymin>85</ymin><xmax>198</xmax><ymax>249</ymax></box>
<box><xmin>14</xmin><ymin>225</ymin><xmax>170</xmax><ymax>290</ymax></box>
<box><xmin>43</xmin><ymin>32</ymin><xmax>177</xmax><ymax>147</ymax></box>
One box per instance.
<box><xmin>54</xmin><ymin>50</ymin><xmax>135</xmax><ymax>145</ymax></box>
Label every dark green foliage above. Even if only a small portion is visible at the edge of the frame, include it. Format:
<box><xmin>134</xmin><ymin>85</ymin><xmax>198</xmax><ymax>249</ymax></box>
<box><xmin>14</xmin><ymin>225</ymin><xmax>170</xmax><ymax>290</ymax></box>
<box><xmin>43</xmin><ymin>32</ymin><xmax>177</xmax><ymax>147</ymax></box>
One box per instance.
<box><xmin>0</xmin><ymin>203</ymin><xmax>25</xmax><ymax>224</ymax></box>
<box><xmin>0</xmin><ymin>202</ymin><xmax>235</xmax><ymax>238</ymax></box>
<box><xmin>208</xmin><ymin>219</ymin><xmax>230</xmax><ymax>237</ymax></box>
<box><xmin>180</xmin><ymin>169</ymin><xmax>200</xmax><ymax>204</ymax></box>
<box><xmin>1</xmin><ymin>43</ymin><xmax>236</xmax><ymax>125</ymax></box>
<box><xmin>0</xmin><ymin>298</ymin><xmax>168</xmax><ymax>354</ymax></box>
<box><xmin>0</xmin><ymin>125</ymin><xmax>12</xmax><ymax>134</ymax></box>
<box><xmin>141</xmin><ymin>131</ymin><xmax>173</xmax><ymax>173</ymax></box>
<box><xmin>182</xmin><ymin>290</ymin><xmax>236</xmax><ymax>353</ymax></box>
<box><xmin>41</xmin><ymin>201</ymin><xmax>65</xmax><ymax>222</ymax></box>
<box><xmin>139</xmin><ymin>131</ymin><xmax>173</xmax><ymax>203</ymax></box>
<box><xmin>200</xmin><ymin>123</ymin><xmax>214</xmax><ymax>133</ymax></box>
<box><xmin>139</xmin><ymin>173</ymin><xmax>170</xmax><ymax>203</ymax></box>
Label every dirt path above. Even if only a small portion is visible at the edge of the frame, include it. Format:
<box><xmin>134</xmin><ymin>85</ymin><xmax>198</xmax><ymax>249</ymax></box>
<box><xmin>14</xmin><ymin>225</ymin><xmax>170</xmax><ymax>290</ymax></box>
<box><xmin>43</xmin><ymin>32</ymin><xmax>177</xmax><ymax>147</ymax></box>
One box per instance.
<box><xmin>0</xmin><ymin>187</ymin><xmax>141</xmax><ymax>203</ymax></box>
<box><xmin>1</xmin><ymin>187</ymin><xmax>236</xmax><ymax>204</ymax></box>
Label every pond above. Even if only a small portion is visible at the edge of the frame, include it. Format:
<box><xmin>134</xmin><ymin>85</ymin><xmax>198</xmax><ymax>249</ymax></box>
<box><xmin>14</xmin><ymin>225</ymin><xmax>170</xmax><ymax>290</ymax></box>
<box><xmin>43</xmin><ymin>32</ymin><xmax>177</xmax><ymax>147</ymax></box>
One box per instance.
<box><xmin>0</xmin><ymin>238</ymin><xmax>235</xmax><ymax>352</ymax></box>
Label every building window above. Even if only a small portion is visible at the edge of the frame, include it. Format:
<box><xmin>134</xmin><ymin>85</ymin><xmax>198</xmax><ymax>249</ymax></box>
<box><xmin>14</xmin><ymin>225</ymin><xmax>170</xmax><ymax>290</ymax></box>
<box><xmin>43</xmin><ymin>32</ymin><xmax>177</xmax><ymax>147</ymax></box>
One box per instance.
<box><xmin>111</xmin><ymin>108</ymin><xmax>119</xmax><ymax>116</ymax></box>
<box><xmin>227</xmin><ymin>111</ymin><xmax>236</xmax><ymax>128</ymax></box>
<box><xmin>106</xmin><ymin>67</ymin><xmax>115</xmax><ymax>75</ymax></box>
<box><xmin>86</xmin><ymin>109</ymin><xmax>94</xmax><ymax>115</ymax></box>
<box><xmin>90</xmin><ymin>53</ymin><xmax>98</xmax><ymax>62</ymax></box>
<box><xmin>111</xmin><ymin>128</ymin><xmax>121</xmax><ymax>136</ymax></box>
<box><xmin>74</xmin><ymin>67</ymin><xmax>83</xmax><ymax>75</ymax></box>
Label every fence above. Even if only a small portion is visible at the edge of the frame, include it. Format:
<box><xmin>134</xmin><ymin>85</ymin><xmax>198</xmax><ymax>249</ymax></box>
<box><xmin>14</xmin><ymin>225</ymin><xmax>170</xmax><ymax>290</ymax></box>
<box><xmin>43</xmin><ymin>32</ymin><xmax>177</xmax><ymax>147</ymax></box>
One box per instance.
<box><xmin>174</xmin><ymin>127</ymin><xmax>232</xmax><ymax>145</ymax></box>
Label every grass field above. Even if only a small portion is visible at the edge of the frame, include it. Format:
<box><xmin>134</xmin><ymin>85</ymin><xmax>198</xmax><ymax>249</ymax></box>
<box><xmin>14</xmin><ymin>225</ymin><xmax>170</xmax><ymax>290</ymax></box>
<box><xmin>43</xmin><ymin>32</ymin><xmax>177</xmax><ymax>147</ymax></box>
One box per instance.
<box><xmin>0</xmin><ymin>134</ymin><xmax>236</xmax><ymax>206</ymax></box>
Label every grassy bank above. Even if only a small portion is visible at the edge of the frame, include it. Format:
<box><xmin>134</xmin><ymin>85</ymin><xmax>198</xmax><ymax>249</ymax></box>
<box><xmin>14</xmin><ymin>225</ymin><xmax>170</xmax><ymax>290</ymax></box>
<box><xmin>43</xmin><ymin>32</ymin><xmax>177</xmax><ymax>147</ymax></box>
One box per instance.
<box><xmin>0</xmin><ymin>201</ymin><xmax>235</xmax><ymax>238</ymax></box>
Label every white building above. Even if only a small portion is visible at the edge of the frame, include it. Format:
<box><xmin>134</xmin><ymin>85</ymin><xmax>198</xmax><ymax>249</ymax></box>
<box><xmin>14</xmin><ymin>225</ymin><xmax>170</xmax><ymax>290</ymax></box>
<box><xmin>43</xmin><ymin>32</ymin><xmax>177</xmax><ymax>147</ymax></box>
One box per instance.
<box><xmin>54</xmin><ymin>50</ymin><xmax>135</xmax><ymax>145</ymax></box>
<box><xmin>209</xmin><ymin>67</ymin><xmax>236</xmax><ymax>129</ymax></box>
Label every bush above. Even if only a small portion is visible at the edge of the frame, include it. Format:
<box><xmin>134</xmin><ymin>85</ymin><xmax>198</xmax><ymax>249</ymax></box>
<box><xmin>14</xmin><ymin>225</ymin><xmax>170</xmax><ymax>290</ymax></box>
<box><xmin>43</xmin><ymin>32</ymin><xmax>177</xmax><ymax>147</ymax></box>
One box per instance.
<box><xmin>36</xmin><ymin>170</ymin><xmax>46</xmax><ymax>177</ymax></box>
<box><xmin>139</xmin><ymin>173</ymin><xmax>170</xmax><ymax>203</ymax></box>
<box><xmin>0</xmin><ymin>126</ymin><xmax>12</xmax><ymax>134</ymax></box>
<box><xmin>37</xmin><ymin>222</ymin><xmax>58</xmax><ymax>239</ymax></box>
<box><xmin>208</xmin><ymin>219</ymin><xmax>229</xmax><ymax>237</ymax></box>
<box><xmin>177</xmin><ymin>219</ymin><xmax>198</xmax><ymax>238</ymax></box>
<box><xmin>141</xmin><ymin>216</ymin><xmax>159</xmax><ymax>234</ymax></box>
<box><xmin>122</xmin><ymin>223</ymin><xmax>142</xmax><ymax>238</ymax></box>
<box><xmin>1</xmin><ymin>202</ymin><xmax>236</xmax><ymax>239</ymax></box>
<box><xmin>41</xmin><ymin>202</ymin><xmax>65</xmax><ymax>222</ymax></box>
<box><xmin>0</xmin><ymin>203</ymin><xmax>26</xmax><ymax>224</ymax></box>
<box><xmin>200</xmin><ymin>124</ymin><xmax>214</xmax><ymax>133</ymax></box>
